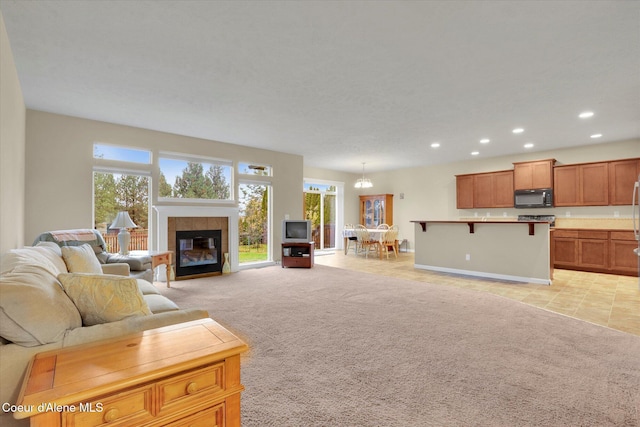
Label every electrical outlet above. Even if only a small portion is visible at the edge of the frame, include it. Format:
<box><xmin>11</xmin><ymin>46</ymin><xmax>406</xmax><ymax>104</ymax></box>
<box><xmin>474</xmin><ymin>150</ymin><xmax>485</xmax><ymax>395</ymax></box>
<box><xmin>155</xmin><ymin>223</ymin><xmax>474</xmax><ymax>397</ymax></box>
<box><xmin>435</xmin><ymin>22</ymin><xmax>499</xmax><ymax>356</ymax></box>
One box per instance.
<box><xmin>465</xmin><ymin>254</ymin><xmax>471</xmax><ymax>261</ymax></box>
<box><xmin>285</xmin><ymin>214</ymin><xmax>290</xmax><ymax>220</ymax></box>
<box><xmin>614</xmin><ymin>211</ymin><xmax>620</xmax><ymax>217</ymax></box>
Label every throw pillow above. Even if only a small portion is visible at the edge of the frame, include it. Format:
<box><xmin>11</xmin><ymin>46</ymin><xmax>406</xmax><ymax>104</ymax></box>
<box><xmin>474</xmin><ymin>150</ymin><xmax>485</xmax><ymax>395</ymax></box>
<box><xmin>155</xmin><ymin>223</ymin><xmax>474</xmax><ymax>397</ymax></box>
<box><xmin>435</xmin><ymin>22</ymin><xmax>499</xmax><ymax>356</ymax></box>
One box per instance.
<box><xmin>0</xmin><ymin>265</ymin><xmax>82</xmax><ymax>346</ymax></box>
<box><xmin>61</xmin><ymin>244</ymin><xmax>103</xmax><ymax>274</ymax></box>
<box><xmin>58</xmin><ymin>273</ymin><xmax>152</xmax><ymax>326</ymax></box>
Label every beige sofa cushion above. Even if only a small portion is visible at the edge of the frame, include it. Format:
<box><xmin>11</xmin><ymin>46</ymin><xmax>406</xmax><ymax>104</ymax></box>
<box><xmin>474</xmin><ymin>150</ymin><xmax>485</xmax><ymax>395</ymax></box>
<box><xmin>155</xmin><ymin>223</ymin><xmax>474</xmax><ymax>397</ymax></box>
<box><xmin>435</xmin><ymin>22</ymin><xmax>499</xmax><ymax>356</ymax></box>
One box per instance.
<box><xmin>58</xmin><ymin>273</ymin><xmax>152</xmax><ymax>326</ymax></box>
<box><xmin>61</xmin><ymin>244</ymin><xmax>103</xmax><ymax>274</ymax></box>
<box><xmin>0</xmin><ymin>246</ymin><xmax>67</xmax><ymax>277</ymax></box>
<box><xmin>0</xmin><ymin>265</ymin><xmax>82</xmax><ymax>346</ymax></box>
<box><xmin>143</xmin><ymin>294</ymin><xmax>180</xmax><ymax>314</ymax></box>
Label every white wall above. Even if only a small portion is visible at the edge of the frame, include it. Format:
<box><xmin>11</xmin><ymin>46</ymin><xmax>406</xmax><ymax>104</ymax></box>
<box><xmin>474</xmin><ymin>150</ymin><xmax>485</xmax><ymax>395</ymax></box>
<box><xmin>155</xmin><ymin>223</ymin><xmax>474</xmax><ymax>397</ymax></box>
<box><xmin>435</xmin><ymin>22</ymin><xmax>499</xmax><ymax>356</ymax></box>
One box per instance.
<box><xmin>304</xmin><ymin>139</ymin><xmax>640</xmax><ymax>250</ymax></box>
<box><xmin>0</xmin><ymin>12</ymin><xmax>26</xmax><ymax>253</ymax></box>
<box><xmin>24</xmin><ymin>110</ymin><xmax>304</xmax><ymax>250</ymax></box>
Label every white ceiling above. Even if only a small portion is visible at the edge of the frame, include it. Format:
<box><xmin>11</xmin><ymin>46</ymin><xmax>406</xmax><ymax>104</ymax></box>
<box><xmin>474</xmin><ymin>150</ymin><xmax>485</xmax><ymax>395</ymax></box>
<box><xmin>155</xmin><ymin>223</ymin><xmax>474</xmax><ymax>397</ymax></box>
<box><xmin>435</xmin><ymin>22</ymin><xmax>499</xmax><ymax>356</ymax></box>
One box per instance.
<box><xmin>1</xmin><ymin>1</ymin><xmax>639</xmax><ymax>173</ymax></box>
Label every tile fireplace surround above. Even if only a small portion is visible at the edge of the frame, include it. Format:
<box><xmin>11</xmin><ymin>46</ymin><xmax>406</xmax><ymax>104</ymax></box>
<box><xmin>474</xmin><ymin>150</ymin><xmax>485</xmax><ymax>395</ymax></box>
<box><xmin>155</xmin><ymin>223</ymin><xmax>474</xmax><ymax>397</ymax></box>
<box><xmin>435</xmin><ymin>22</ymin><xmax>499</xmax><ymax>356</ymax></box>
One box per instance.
<box><xmin>153</xmin><ymin>206</ymin><xmax>239</xmax><ymax>278</ymax></box>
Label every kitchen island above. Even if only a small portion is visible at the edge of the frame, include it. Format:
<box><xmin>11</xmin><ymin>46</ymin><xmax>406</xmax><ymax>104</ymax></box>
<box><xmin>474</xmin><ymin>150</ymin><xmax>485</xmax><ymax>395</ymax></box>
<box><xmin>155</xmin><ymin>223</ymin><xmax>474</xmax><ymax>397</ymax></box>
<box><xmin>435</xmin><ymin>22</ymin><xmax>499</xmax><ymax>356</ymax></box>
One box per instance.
<box><xmin>412</xmin><ymin>220</ymin><xmax>552</xmax><ymax>285</ymax></box>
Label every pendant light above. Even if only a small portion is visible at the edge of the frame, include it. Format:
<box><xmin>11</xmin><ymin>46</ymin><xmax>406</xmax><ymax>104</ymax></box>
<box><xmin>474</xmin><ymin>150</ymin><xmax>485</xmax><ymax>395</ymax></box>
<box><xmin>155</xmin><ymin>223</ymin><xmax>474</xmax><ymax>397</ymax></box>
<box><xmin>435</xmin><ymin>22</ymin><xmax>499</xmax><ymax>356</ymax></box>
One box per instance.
<box><xmin>354</xmin><ymin>162</ymin><xmax>373</xmax><ymax>189</ymax></box>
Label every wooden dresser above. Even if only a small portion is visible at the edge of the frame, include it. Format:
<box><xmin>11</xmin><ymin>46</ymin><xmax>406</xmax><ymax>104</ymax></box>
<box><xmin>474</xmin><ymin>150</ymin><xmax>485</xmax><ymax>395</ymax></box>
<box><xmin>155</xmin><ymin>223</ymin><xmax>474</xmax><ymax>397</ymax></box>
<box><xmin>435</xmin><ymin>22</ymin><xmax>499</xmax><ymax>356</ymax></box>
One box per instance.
<box><xmin>14</xmin><ymin>319</ymin><xmax>248</xmax><ymax>427</ymax></box>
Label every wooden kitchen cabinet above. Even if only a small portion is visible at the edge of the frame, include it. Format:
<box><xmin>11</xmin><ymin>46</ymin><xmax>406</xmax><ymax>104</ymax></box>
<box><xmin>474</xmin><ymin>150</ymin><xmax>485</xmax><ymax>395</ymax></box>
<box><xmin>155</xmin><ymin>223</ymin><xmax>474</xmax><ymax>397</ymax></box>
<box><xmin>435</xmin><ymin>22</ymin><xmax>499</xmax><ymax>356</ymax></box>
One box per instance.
<box><xmin>553</xmin><ymin>230</ymin><xmax>579</xmax><ymax>268</ymax></box>
<box><xmin>457</xmin><ymin>170</ymin><xmax>513</xmax><ymax>209</ymax></box>
<box><xmin>553</xmin><ymin>229</ymin><xmax>637</xmax><ymax>276</ymax></box>
<box><xmin>554</xmin><ymin>162</ymin><xmax>609</xmax><ymax>206</ymax></box>
<box><xmin>492</xmin><ymin>170</ymin><xmax>515</xmax><ymax>207</ymax></box>
<box><xmin>513</xmin><ymin>159</ymin><xmax>555</xmax><ymax>190</ymax></box>
<box><xmin>456</xmin><ymin>175</ymin><xmax>474</xmax><ymax>209</ymax></box>
<box><xmin>473</xmin><ymin>173</ymin><xmax>494</xmax><ymax>208</ymax></box>
<box><xmin>359</xmin><ymin>194</ymin><xmax>393</xmax><ymax>227</ymax></box>
<box><xmin>609</xmin><ymin>158</ymin><xmax>640</xmax><ymax>205</ymax></box>
<box><xmin>610</xmin><ymin>231</ymin><xmax>638</xmax><ymax>275</ymax></box>
<box><xmin>577</xmin><ymin>231</ymin><xmax>609</xmax><ymax>270</ymax></box>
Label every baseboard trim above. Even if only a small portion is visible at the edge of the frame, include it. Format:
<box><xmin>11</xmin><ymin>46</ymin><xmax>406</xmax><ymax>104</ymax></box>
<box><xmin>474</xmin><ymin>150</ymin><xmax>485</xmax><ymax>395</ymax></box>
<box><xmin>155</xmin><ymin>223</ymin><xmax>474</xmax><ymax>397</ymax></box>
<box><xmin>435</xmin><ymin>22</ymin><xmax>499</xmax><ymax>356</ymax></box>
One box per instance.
<box><xmin>414</xmin><ymin>264</ymin><xmax>552</xmax><ymax>285</ymax></box>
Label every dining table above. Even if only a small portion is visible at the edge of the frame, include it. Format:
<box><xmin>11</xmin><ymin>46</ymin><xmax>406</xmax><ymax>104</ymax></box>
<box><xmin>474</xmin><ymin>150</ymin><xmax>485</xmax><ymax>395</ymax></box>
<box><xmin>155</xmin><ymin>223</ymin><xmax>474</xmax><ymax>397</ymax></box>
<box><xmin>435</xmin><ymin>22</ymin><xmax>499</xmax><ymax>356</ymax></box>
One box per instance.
<box><xmin>342</xmin><ymin>228</ymin><xmax>398</xmax><ymax>259</ymax></box>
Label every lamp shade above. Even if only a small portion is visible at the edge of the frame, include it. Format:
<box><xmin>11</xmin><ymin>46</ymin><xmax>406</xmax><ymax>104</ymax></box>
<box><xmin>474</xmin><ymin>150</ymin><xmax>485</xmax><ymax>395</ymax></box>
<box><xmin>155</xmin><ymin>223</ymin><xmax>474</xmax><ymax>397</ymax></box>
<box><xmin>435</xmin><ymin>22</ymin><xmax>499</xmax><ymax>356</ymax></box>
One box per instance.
<box><xmin>110</xmin><ymin>211</ymin><xmax>137</xmax><ymax>229</ymax></box>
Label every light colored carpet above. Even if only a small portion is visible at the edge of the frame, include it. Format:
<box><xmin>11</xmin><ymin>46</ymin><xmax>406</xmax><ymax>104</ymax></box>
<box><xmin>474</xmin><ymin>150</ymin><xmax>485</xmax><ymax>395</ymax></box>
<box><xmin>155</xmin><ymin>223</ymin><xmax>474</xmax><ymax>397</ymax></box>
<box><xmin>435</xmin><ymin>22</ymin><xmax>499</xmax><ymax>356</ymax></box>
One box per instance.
<box><xmin>159</xmin><ymin>265</ymin><xmax>640</xmax><ymax>426</ymax></box>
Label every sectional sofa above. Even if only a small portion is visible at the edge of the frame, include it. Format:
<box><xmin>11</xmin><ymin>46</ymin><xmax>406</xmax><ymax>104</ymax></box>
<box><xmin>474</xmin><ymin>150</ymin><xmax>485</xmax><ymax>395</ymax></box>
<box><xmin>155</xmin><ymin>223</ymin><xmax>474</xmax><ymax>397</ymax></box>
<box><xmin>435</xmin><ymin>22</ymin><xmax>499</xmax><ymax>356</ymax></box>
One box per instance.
<box><xmin>0</xmin><ymin>243</ymin><xmax>208</xmax><ymax>426</ymax></box>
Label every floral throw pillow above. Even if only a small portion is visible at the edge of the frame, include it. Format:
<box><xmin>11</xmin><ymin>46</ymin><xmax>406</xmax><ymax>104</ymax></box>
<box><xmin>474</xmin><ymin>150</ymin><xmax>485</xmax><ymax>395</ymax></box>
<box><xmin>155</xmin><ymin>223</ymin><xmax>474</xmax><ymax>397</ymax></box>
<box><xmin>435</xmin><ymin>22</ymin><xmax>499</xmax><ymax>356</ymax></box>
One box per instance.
<box><xmin>58</xmin><ymin>273</ymin><xmax>151</xmax><ymax>326</ymax></box>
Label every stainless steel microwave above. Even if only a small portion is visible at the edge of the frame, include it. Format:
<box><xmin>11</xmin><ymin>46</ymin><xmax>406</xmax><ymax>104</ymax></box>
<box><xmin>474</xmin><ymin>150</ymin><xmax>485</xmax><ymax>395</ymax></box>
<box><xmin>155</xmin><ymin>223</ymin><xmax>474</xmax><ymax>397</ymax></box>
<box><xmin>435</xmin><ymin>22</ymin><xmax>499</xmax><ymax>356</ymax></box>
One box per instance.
<box><xmin>514</xmin><ymin>188</ymin><xmax>553</xmax><ymax>208</ymax></box>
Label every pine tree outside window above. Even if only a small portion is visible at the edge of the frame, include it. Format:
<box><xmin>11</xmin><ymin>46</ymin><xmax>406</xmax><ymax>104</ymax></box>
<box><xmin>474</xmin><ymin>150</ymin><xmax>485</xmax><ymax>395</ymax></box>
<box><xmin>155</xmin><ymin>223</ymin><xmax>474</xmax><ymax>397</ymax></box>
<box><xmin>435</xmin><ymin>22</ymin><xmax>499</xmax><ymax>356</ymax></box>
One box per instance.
<box><xmin>159</xmin><ymin>154</ymin><xmax>233</xmax><ymax>201</ymax></box>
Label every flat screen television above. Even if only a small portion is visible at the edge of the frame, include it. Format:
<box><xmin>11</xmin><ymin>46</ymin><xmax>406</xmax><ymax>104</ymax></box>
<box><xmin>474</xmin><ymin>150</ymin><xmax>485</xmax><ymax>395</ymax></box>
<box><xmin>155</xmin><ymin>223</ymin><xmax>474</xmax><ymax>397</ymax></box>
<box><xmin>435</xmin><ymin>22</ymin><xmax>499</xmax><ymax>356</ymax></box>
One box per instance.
<box><xmin>282</xmin><ymin>219</ymin><xmax>312</xmax><ymax>243</ymax></box>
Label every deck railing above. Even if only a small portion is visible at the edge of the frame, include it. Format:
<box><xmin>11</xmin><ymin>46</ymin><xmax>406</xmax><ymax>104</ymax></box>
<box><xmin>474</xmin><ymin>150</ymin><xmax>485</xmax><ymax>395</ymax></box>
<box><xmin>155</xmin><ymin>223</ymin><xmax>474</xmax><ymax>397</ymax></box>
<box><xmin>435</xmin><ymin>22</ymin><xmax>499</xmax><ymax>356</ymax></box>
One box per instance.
<box><xmin>102</xmin><ymin>230</ymin><xmax>148</xmax><ymax>253</ymax></box>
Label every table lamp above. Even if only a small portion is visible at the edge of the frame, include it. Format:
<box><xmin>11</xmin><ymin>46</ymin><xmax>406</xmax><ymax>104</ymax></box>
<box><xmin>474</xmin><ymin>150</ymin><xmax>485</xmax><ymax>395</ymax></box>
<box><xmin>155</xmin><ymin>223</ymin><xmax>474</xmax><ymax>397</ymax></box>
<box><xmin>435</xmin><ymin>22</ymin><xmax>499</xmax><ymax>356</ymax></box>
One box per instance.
<box><xmin>110</xmin><ymin>211</ymin><xmax>138</xmax><ymax>255</ymax></box>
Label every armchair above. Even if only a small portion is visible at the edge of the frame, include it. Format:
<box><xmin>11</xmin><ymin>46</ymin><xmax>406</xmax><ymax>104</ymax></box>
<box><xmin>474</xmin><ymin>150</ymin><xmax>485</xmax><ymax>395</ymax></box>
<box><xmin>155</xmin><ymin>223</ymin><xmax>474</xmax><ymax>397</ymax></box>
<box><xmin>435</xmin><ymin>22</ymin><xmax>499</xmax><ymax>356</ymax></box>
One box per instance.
<box><xmin>33</xmin><ymin>229</ymin><xmax>153</xmax><ymax>282</ymax></box>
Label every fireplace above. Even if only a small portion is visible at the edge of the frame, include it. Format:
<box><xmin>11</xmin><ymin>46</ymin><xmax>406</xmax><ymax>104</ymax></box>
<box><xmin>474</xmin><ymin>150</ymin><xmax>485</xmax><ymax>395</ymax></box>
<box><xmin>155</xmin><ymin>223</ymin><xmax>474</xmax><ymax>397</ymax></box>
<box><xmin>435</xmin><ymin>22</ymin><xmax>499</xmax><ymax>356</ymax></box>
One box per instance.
<box><xmin>175</xmin><ymin>229</ymin><xmax>222</xmax><ymax>278</ymax></box>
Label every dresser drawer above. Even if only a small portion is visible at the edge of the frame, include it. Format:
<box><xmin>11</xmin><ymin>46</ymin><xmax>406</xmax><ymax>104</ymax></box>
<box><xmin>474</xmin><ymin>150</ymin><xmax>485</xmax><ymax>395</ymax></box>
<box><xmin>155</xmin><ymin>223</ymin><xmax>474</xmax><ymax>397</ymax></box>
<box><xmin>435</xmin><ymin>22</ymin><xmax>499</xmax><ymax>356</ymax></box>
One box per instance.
<box><xmin>157</xmin><ymin>363</ymin><xmax>224</xmax><ymax>415</ymax></box>
<box><xmin>63</xmin><ymin>384</ymin><xmax>154</xmax><ymax>427</ymax></box>
<box><xmin>165</xmin><ymin>403</ymin><xmax>225</xmax><ymax>427</ymax></box>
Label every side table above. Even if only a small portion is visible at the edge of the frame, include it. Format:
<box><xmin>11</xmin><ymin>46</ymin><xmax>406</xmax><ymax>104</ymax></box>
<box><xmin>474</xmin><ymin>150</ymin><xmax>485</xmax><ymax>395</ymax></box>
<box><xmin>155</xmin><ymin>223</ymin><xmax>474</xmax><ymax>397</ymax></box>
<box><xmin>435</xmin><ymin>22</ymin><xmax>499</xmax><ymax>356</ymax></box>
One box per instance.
<box><xmin>131</xmin><ymin>250</ymin><xmax>173</xmax><ymax>287</ymax></box>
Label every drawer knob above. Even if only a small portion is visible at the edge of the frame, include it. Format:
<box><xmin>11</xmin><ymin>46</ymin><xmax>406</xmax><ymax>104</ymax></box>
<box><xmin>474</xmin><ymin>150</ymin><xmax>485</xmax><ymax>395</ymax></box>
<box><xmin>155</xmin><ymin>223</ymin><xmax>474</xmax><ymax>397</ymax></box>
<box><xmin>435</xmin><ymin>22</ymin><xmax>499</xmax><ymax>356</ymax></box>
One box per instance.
<box><xmin>103</xmin><ymin>408</ymin><xmax>120</xmax><ymax>422</ymax></box>
<box><xmin>186</xmin><ymin>381</ymin><xmax>198</xmax><ymax>394</ymax></box>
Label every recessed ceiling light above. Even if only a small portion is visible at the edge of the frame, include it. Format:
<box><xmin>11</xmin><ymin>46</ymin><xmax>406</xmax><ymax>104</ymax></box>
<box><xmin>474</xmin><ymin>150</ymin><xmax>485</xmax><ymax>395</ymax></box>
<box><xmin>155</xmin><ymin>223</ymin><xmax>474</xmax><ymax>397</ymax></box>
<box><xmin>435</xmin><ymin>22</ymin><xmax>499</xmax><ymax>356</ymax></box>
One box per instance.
<box><xmin>524</xmin><ymin>143</ymin><xmax>534</xmax><ymax>149</ymax></box>
<box><xmin>590</xmin><ymin>133</ymin><xmax>603</xmax><ymax>139</ymax></box>
<box><xmin>579</xmin><ymin>111</ymin><xmax>594</xmax><ymax>119</ymax></box>
<box><xmin>512</xmin><ymin>128</ymin><xmax>524</xmax><ymax>134</ymax></box>
<box><xmin>471</xmin><ymin>151</ymin><xmax>480</xmax><ymax>156</ymax></box>
<box><xmin>430</xmin><ymin>142</ymin><xmax>440</xmax><ymax>148</ymax></box>
<box><xmin>480</xmin><ymin>138</ymin><xmax>490</xmax><ymax>144</ymax></box>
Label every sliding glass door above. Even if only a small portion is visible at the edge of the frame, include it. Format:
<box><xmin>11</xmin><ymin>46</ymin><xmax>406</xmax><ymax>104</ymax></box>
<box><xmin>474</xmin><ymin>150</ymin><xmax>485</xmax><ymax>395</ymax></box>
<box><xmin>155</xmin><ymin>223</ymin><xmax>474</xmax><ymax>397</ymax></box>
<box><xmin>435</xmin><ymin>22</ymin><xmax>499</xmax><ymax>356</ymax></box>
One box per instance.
<box><xmin>303</xmin><ymin>183</ymin><xmax>336</xmax><ymax>250</ymax></box>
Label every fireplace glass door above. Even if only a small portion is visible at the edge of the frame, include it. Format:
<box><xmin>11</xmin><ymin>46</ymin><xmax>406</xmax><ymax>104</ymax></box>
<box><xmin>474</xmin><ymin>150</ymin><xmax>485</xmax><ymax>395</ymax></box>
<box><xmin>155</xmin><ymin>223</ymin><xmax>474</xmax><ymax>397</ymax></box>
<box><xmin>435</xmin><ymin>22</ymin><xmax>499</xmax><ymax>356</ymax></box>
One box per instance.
<box><xmin>176</xmin><ymin>230</ymin><xmax>222</xmax><ymax>277</ymax></box>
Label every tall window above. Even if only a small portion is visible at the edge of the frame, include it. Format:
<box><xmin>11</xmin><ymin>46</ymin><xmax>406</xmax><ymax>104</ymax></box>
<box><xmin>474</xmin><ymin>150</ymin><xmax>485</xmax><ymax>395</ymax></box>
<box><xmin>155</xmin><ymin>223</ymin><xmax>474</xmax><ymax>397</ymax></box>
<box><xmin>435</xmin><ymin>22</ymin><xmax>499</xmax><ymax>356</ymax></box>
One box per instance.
<box><xmin>159</xmin><ymin>154</ymin><xmax>233</xmax><ymax>201</ymax></box>
<box><xmin>93</xmin><ymin>143</ymin><xmax>152</xmax><ymax>252</ymax></box>
<box><xmin>94</xmin><ymin>171</ymin><xmax>149</xmax><ymax>252</ymax></box>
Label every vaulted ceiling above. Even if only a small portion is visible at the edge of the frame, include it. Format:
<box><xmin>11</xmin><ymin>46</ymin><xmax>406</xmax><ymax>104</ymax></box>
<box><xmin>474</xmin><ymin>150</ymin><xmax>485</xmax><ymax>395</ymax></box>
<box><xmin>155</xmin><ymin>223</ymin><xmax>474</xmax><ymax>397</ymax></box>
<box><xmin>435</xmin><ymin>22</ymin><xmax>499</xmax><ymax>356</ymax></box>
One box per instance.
<box><xmin>1</xmin><ymin>1</ymin><xmax>638</xmax><ymax>173</ymax></box>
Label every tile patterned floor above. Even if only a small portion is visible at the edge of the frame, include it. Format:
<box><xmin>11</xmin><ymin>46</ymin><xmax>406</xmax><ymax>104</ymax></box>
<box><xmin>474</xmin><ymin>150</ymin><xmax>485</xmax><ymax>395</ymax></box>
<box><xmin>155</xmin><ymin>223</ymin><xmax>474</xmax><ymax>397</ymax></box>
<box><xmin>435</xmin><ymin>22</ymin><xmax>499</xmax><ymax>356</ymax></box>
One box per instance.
<box><xmin>314</xmin><ymin>250</ymin><xmax>640</xmax><ymax>336</ymax></box>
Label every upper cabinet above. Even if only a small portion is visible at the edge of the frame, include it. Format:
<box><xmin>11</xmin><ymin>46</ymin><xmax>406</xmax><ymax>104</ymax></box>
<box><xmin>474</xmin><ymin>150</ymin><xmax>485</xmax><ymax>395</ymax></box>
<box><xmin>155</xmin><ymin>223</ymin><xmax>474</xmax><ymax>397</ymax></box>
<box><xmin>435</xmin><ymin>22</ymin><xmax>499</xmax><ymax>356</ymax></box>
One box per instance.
<box><xmin>455</xmin><ymin>156</ymin><xmax>638</xmax><ymax>209</ymax></box>
<box><xmin>554</xmin><ymin>162</ymin><xmax>609</xmax><ymax>206</ymax></box>
<box><xmin>456</xmin><ymin>170</ymin><xmax>513</xmax><ymax>209</ymax></box>
<box><xmin>456</xmin><ymin>175</ymin><xmax>474</xmax><ymax>209</ymax></box>
<box><xmin>513</xmin><ymin>159</ymin><xmax>555</xmax><ymax>190</ymax></box>
<box><xmin>359</xmin><ymin>194</ymin><xmax>393</xmax><ymax>227</ymax></box>
<box><xmin>609</xmin><ymin>158</ymin><xmax>640</xmax><ymax>205</ymax></box>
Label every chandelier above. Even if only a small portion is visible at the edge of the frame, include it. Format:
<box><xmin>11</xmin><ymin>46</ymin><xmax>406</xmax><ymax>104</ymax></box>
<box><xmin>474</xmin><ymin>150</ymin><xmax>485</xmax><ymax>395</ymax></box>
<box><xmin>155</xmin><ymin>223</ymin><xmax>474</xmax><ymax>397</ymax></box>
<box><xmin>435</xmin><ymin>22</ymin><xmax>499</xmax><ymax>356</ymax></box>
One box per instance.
<box><xmin>354</xmin><ymin>162</ymin><xmax>373</xmax><ymax>189</ymax></box>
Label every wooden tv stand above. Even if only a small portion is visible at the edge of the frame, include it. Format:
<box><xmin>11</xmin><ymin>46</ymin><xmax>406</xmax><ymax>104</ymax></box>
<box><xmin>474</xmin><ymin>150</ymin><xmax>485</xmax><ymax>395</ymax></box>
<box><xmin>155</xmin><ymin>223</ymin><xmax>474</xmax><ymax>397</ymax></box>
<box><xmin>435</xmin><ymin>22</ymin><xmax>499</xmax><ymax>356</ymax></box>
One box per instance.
<box><xmin>14</xmin><ymin>318</ymin><xmax>248</xmax><ymax>427</ymax></box>
<box><xmin>281</xmin><ymin>241</ymin><xmax>314</xmax><ymax>268</ymax></box>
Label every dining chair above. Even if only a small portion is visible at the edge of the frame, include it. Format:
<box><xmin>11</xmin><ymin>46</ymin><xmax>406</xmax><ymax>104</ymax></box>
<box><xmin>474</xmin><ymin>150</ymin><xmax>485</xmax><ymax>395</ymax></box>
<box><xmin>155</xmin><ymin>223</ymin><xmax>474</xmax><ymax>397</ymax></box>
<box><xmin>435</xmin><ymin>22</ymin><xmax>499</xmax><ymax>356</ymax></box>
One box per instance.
<box><xmin>344</xmin><ymin>224</ymin><xmax>358</xmax><ymax>254</ymax></box>
<box><xmin>353</xmin><ymin>224</ymin><xmax>367</xmax><ymax>254</ymax></box>
<box><xmin>380</xmin><ymin>226</ymin><xmax>399</xmax><ymax>259</ymax></box>
<box><xmin>355</xmin><ymin>227</ymin><xmax>379</xmax><ymax>258</ymax></box>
